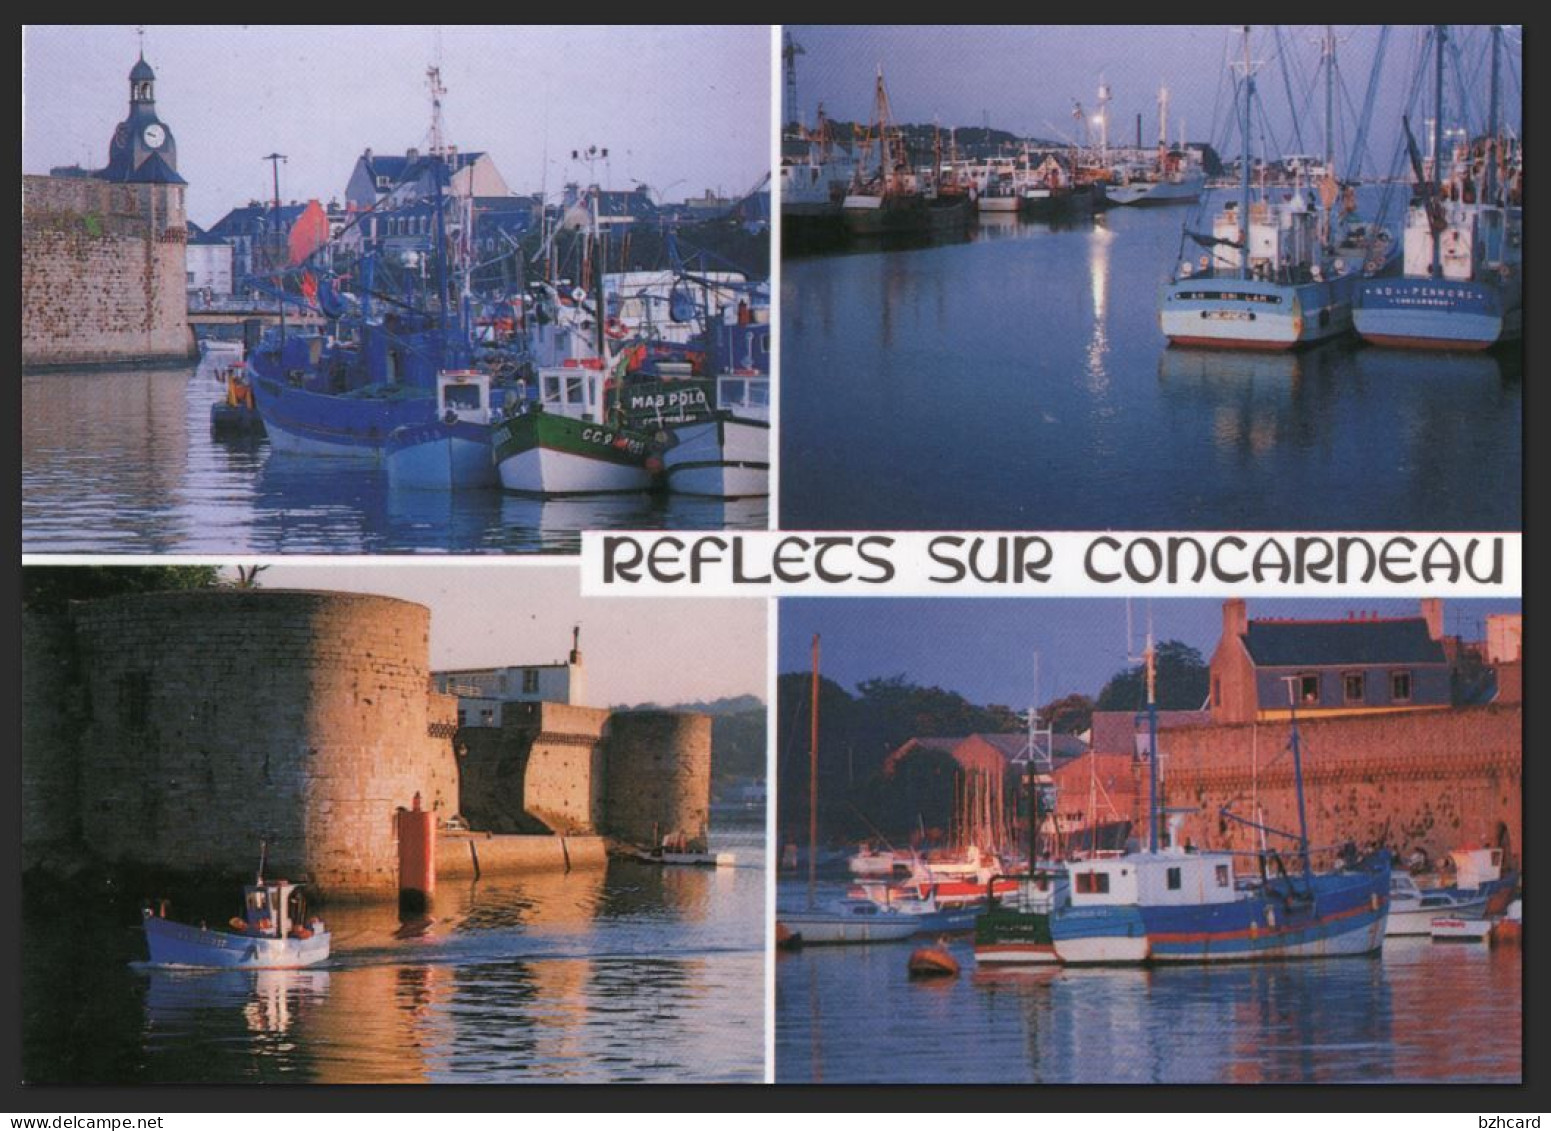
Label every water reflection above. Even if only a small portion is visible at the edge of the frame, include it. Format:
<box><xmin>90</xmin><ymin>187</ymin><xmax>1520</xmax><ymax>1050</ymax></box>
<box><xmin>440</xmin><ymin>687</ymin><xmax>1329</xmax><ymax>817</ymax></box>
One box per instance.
<box><xmin>22</xmin><ymin>364</ymin><xmax>766</xmax><ymax>553</ymax></box>
<box><xmin>782</xmin><ymin>205</ymin><xmax>1521</xmax><ymax>530</ymax></box>
<box><xmin>776</xmin><ymin>928</ymin><xmax>1518</xmax><ymax>1084</ymax></box>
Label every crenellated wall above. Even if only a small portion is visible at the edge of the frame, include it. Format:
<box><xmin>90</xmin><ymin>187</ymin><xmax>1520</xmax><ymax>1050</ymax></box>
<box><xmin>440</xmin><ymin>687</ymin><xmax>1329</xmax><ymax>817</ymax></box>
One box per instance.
<box><xmin>1140</xmin><ymin>705</ymin><xmax>1522</xmax><ymax>865</ymax></box>
<box><xmin>23</xmin><ymin>175</ymin><xmax>195</xmax><ymax>369</ymax></box>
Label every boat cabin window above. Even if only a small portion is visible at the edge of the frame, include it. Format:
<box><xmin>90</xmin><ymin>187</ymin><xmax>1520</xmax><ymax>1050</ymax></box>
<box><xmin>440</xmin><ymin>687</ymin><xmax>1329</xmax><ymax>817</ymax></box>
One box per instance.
<box><xmin>1215</xmin><ymin>864</ymin><xmax>1230</xmax><ymax>888</ymax></box>
<box><xmin>723</xmin><ymin>379</ymin><xmax>746</xmax><ymax>407</ymax></box>
<box><xmin>749</xmin><ymin>380</ymin><xmax>770</xmax><ymax>408</ymax></box>
<box><xmin>1166</xmin><ymin>867</ymin><xmax>1182</xmax><ymax>891</ymax></box>
<box><xmin>566</xmin><ymin>377</ymin><xmax>586</xmax><ymax>406</ymax></box>
<box><xmin>542</xmin><ymin>375</ymin><xmax>564</xmax><ymax>404</ymax></box>
<box><xmin>445</xmin><ymin>384</ymin><xmax>483</xmax><ymax>410</ymax></box>
<box><xmin>1075</xmin><ymin>871</ymin><xmax>1110</xmax><ymax>895</ymax></box>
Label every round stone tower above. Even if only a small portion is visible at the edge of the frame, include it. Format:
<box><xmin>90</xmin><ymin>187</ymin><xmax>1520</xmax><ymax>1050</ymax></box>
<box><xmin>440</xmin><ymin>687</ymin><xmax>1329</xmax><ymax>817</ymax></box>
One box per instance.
<box><xmin>70</xmin><ymin>589</ymin><xmax>458</xmax><ymax>896</ymax></box>
<box><xmin>603</xmin><ymin>711</ymin><xmax>712</xmax><ymax>847</ymax></box>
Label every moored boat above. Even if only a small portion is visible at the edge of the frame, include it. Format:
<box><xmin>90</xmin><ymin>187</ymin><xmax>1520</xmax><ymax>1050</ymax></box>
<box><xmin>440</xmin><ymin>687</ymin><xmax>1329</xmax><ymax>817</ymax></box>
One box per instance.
<box><xmin>973</xmin><ymin>870</ymin><xmax>1069</xmax><ymax>966</ymax></box>
<box><xmin>1353</xmin><ymin>26</ymin><xmax>1522</xmax><ymax>351</ymax></box>
<box><xmin>1385</xmin><ymin>871</ymin><xmax>1488</xmax><ymax>936</ymax></box>
<box><xmin>385</xmin><ymin>369</ymin><xmax>508</xmax><ymax>491</ymax></box>
<box><xmin>1429</xmin><ymin>915</ymin><xmax>1493</xmax><ymax>942</ymax></box>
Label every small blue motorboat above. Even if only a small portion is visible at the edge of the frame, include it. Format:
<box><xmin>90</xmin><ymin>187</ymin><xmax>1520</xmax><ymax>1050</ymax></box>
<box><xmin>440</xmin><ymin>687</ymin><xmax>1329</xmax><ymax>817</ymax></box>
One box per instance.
<box><xmin>142</xmin><ymin>870</ymin><xmax>330</xmax><ymax>969</ymax></box>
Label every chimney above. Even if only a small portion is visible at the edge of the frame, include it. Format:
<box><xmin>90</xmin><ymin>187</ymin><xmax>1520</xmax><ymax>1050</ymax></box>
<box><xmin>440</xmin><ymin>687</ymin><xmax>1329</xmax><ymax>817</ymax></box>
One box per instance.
<box><xmin>1222</xmin><ymin>598</ymin><xmax>1248</xmax><ymax>642</ymax></box>
<box><xmin>1420</xmin><ymin>598</ymin><xmax>1444</xmax><ymax>641</ymax></box>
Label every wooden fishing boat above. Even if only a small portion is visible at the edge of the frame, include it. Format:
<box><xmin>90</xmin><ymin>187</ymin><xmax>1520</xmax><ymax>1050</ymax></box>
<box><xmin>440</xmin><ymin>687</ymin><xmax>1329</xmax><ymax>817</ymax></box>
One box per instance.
<box><xmin>143</xmin><ymin>876</ymin><xmax>329</xmax><ymax>969</ymax></box>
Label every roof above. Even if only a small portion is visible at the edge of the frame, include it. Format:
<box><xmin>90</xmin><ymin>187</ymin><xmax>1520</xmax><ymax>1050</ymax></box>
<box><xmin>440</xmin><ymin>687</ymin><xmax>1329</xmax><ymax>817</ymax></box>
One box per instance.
<box><xmin>1089</xmin><ymin>710</ymin><xmax>1210</xmax><ymax>756</ymax></box>
<box><xmin>207</xmin><ymin>202</ymin><xmax>311</xmax><ymax>238</ymax></box>
<box><xmin>1243</xmin><ymin>617</ymin><xmax>1447</xmax><ymax>667</ymax></box>
<box><xmin>125</xmin><ymin>151</ymin><xmax>185</xmax><ymax>185</ymax></box>
<box><xmin>130</xmin><ymin>57</ymin><xmax>156</xmax><ymax>82</ymax></box>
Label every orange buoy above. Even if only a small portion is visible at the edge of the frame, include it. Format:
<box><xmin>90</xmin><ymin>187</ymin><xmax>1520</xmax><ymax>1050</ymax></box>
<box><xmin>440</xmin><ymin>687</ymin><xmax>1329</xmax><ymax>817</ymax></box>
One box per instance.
<box><xmin>907</xmin><ymin>945</ymin><xmax>959</xmax><ymax>978</ymax></box>
<box><xmin>775</xmin><ymin>922</ymin><xmax>803</xmax><ymax>950</ymax></box>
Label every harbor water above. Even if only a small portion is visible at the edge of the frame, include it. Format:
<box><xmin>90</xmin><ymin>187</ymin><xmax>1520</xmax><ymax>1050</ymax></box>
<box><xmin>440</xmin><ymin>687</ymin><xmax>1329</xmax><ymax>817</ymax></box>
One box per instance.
<box><xmin>775</xmin><ymin>883</ymin><xmax>1521</xmax><ymax>1084</ymax></box>
<box><xmin>21</xmin><ymin>362</ymin><xmax>767</xmax><ymax>555</ymax></box>
<box><xmin>22</xmin><ymin>825</ymin><xmax>764</xmax><ymax>1084</ymax></box>
<box><xmin>780</xmin><ymin>204</ymin><xmax>1522</xmax><ymax>532</ymax></box>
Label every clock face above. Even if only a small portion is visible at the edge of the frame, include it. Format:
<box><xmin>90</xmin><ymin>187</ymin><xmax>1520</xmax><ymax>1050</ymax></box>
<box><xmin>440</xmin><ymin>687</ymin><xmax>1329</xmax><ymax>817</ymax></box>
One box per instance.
<box><xmin>142</xmin><ymin>123</ymin><xmax>166</xmax><ymax>150</ymax></box>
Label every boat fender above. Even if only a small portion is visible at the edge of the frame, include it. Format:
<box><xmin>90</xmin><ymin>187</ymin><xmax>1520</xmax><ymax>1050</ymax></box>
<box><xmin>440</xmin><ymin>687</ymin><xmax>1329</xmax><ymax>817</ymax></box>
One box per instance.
<box><xmin>1265</xmin><ymin>906</ymin><xmax>1277</xmax><ymax>929</ymax></box>
<box><xmin>289</xmin><ymin>925</ymin><xmax>314</xmax><ymax>940</ymax></box>
<box><xmin>230</xmin><ymin>916</ymin><xmax>249</xmax><ymax>933</ymax></box>
<box><xmin>443</xmin><ymin>409</ymin><xmax>458</xmax><ymax>425</ymax></box>
<box><xmin>605</xmin><ymin>318</ymin><xmax>628</xmax><ymax>340</ymax></box>
<box><xmin>257</xmin><ymin>917</ymin><xmax>273</xmax><ymax>933</ymax></box>
<box><xmin>1370</xmin><ymin>893</ymin><xmax>1381</xmax><ymax>913</ymax></box>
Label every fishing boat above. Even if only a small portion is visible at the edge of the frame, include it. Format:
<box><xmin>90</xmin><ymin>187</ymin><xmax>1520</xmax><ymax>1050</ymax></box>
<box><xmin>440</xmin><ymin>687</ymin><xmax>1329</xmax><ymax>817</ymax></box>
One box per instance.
<box><xmin>209</xmin><ymin>362</ymin><xmax>265</xmax><ymax>439</ymax></box>
<box><xmin>1050</xmin><ymin>635</ymin><xmax>1389</xmax><ymax>964</ymax></box>
<box><xmin>385</xmin><ymin>369</ymin><xmax>508</xmax><ymax>490</ymax></box>
<box><xmin>1493</xmin><ymin>899</ymin><xmax>1522</xmax><ymax>944</ymax></box>
<box><xmin>973</xmin><ymin>870</ymin><xmax>1069</xmax><ymax>965</ymax></box>
<box><xmin>776</xmin><ymin>634</ymin><xmax>919</xmax><ymax>946</ymax></box>
<box><xmin>1446</xmin><ymin>844</ymin><xmax>1519</xmax><ymax>916</ymax></box>
<box><xmin>1385</xmin><ymin>871</ymin><xmax>1488</xmax><ymax>936</ymax></box>
<box><xmin>1429</xmin><ymin>915</ymin><xmax>1493</xmax><ymax>942</ymax></box>
<box><xmin>1108</xmin><ymin>85</ymin><xmax>1206</xmax><ymax>207</ymax></box>
<box><xmin>842</xmin><ymin>68</ymin><xmax>933</xmax><ymax>236</ymax></box>
<box><xmin>1353</xmin><ymin>26</ymin><xmax>1522</xmax><ymax>350</ymax></box>
<box><xmin>621</xmin><ymin>830</ymin><xmax>735</xmax><ymax>868</ymax></box>
<box><xmin>1159</xmin><ymin>27</ymin><xmax>1390</xmax><ymax>350</ymax></box>
<box><xmin>142</xmin><ymin>851</ymin><xmax>329</xmax><ymax>969</ymax></box>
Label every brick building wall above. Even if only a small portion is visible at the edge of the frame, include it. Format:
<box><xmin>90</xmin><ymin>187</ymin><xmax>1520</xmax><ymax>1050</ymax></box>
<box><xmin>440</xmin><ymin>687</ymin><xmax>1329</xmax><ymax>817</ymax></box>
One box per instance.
<box><xmin>66</xmin><ymin>590</ymin><xmax>458</xmax><ymax>896</ymax></box>
<box><xmin>1138</xmin><ymin>705</ymin><xmax>1521</xmax><ymax>866</ymax></box>
<box><xmin>22</xmin><ymin>175</ymin><xmax>195</xmax><ymax>369</ymax></box>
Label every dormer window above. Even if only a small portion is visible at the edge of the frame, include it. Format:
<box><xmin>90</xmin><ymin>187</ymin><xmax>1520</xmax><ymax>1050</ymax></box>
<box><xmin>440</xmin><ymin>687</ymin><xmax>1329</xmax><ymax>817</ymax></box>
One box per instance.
<box><xmin>1343</xmin><ymin>672</ymin><xmax>1366</xmax><ymax>704</ymax></box>
<box><xmin>1391</xmin><ymin>671</ymin><xmax>1412</xmax><ymax>703</ymax></box>
<box><xmin>376</xmin><ymin>175</ymin><xmax>391</xmax><ymax>190</ymax></box>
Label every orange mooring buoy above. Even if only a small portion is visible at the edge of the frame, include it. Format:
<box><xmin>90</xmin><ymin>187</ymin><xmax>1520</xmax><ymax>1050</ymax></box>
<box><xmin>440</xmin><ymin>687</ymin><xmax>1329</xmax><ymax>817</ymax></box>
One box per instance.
<box><xmin>907</xmin><ymin>944</ymin><xmax>959</xmax><ymax>978</ymax></box>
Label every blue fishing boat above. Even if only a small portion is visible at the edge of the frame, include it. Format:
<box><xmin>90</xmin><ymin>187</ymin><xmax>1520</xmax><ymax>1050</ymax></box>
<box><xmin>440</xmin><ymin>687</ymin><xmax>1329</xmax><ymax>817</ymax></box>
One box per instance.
<box><xmin>385</xmin><ymin>369</ymin><xmax>512</xmax><ymax>490</ymax></box>
<box><xmin>1050</xmin><ymin>634</ymin><xmax>1390</xmax><ymax>965</ymax></box>
<box><xmin>1159</xmin><ymin>27</ymin><xmax>1394</xmax><ymax>350</ymax></box>
<box><xmin>142</xmin><ymin>873</ymin><xmax>329</xmax><ymax>970</ymax></box>
<box><xmin>1354</xmin><ymin>26</ymin><xmax>1522</xmax><ymax>350</ymax></box>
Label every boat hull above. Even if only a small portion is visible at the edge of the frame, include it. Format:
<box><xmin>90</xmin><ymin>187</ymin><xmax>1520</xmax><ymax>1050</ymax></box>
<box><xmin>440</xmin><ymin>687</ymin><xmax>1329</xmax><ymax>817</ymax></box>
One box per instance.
<box><xmin>386</xmin><ymin>420</ymin><xmax>498</xmax><ymax>490</ymax></box>
<box><xmin>144</xmin><ymin>916</ymin><xmax>330</xmax><ymax>969</ymax></box>
<box><xmin>492</xmin><ymin>412</ymin><xmax>654</xmax><ymax>496</ymax></box>
<box><xmin>663</xmin><ymin>417</ymin><xmax>770</xmax><ymax>498</ymax></box>
<box><xmin>974</xmin><ymin>907</ymin><xmax>1058</xmax><ymax>965</ymax></box>
<box><xmin>1385</xmin><ymin>892</ymin><xmax>1489</xmax><ymax>936</ymax></box>
<box><xmin>776</xmin><ymin>910</ymin><xmax>920</xmax><ymax>945</ymax></box>
<box><xmin>252</xmin><ymin>376</ymin><xmax>433</xmax><ymax>460</ymax></box>
<box><xmin>1354</xmin><ymin>276</ymin><xmax>1522</xmax><ymax>350</ymax></box>
<box><xmin>1160</xmin><ymin>273</ymin><xmax>1358</xmax><ymax>350</ymax></box>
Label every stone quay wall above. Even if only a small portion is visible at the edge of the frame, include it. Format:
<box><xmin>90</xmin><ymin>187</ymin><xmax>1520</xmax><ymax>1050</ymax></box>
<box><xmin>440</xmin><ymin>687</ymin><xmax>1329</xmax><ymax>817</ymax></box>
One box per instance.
<box><xmin>22</xmin><ymin>175</ymin><xmax>195</xmax><ymax>369</ymax></box>
<box><xmin>1139</xmin><ymin>705</ymin><xmax>1522</xmax><ymax>866</ymax></box>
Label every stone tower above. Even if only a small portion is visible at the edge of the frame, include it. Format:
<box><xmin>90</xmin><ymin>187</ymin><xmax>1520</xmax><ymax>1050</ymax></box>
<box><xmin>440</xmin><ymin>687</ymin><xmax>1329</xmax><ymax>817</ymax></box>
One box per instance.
<box><xmin>101</xmin><ymin>54</ymin><xmax>183</xmax><ymax>185</ymax></box>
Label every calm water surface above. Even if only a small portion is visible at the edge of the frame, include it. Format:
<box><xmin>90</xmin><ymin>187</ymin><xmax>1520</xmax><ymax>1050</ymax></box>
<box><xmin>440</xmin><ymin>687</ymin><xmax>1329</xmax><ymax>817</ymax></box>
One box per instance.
<box><xmin>781</xmin><ymin>206</ymin><xmax>1522</xmax><ymax>531</ymax></box>
<box><xmin>775</xmin><ymin>881</ymin><xmax>1520</xmax><ymax>1084</ymax></box>
<box><xmin>23</xmin><ymin>826</ymin><xmax>764</xmax><ymax>1084</ymax></box>
<box><xmin>21</xmin><ymin>361</ymin><xmax>766</xmax><ymax>554</ymax></box>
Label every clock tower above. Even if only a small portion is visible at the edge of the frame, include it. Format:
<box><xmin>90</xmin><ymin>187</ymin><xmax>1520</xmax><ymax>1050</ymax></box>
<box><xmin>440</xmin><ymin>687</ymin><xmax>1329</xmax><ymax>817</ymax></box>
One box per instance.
<box><xmin>102</xmin><ymin>53</ymin><xmax>184</xmax><ymax>184</ymax></box>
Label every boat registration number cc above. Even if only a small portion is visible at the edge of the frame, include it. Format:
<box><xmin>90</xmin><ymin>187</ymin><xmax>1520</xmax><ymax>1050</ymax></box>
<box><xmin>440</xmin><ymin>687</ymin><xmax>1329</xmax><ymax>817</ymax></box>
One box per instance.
<box><xmin>1203</xmin><ymin>310</ymin><xmax>1254</xmax><ymax>321</ymax></box>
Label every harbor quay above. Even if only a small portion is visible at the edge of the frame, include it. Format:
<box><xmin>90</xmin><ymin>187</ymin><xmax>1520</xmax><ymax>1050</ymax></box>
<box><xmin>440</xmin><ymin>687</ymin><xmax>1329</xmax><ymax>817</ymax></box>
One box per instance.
<box><xmin>22</xmin><ymin>588</ymin><xmax>713</xmax><ymax>901</ymax></box>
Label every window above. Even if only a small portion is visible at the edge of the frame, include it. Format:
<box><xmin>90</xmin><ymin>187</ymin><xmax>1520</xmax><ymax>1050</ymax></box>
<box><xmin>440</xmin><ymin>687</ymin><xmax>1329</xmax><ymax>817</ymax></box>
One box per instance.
<box><xmin>1166</xmin><ymin>867</ymin><xmax>1182</xmax><ymax>891</ymax></box>
<box><xmin>1344</xmin><ymin>672</ymin><xmax>1366</xmax><ymax>703</ymax></box>
<box><xmin>1299</xmin><ymin>674</ymin><xmax>1319</xmax><ymax>704</ymax></box>
<box><xmin>522</xmin><ymin>669</ymin><xmax>539</xmax><ymax>694</ymax></box>
<box><xmin>1392</xmin><ymin>671</ymin><xmax>1412</xmax><ymax>702</ymax></box>
<box><xmin>1075</xmin><ymin>871</ymin><xmax>1110</xmax><ymax>894</ymax></box>
<box><xmin>187</xmin><ymin>272</ymin><xmax>195</xmax><ymax>286</ymax></box>
<box><xmin>1215</xmin><ymin>864</ymin><xmax>1230</xmax><ymax>888</ymax></box>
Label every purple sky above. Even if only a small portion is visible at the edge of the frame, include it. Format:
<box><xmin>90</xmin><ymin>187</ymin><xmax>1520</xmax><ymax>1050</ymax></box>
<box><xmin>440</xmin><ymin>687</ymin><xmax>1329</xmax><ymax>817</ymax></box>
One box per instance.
<box><xmin>785</xmin><ymin>26</ymin><xmax>1521</xmax><ymax>170</ymax></box>
<box><xmin>778</xmin><ymin>597</ymin><xmax>1522</xmax><ymax>707</ymax></box>
<box><xmin>22</xmin><ymin>25</ymin><xmax>772</xmax><ymax>229</ymax></box>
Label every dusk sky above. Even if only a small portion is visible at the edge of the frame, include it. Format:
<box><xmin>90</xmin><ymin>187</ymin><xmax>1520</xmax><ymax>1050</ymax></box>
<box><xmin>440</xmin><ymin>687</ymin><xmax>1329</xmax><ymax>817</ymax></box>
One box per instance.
<box><xmin>22</xmin><ymin>25</ymin><xmax>771</xmax><ymax>229</ymax></box>
<box><xmin>261</xmin><ymin>563</ymin><xmax>766</xmax><ymax>708</ymax></box>
<box><xmin>786</xmin><ymin>25</ymin><xmax>1521</xmax><ymax>172</ymax></box>
<box><xmin>778</xmin><ymin>597</ymin><xmax>1522</xmax><ymax>709</ymax></box>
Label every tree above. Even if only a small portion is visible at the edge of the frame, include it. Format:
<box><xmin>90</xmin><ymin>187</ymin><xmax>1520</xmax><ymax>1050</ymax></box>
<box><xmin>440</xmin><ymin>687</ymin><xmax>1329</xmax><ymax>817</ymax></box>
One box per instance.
<box><xmin>22</xmin><ymin>566</ymin><xmax>222</xmax><ymax>614</ymax></box>
<box><xmin>1094</xmin><ymin>640</ymin><xmax>1210</xmax><ymax>712</ymax></box>
<box><xmin>1039</xmin><ymin>692</ymin><xmax>1095</xmax><ymax>735</ymax></box>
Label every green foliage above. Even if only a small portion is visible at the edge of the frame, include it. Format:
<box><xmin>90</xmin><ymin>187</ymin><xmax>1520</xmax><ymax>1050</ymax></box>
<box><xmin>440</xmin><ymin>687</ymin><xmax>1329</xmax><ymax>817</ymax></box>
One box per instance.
<box><xmin>1039</xmin><ymin>692</ymin><xmax>1095</xmax><ymax>735</ymax></box>
<box><xmin>22</xmin><ymin>566</ymin><xmax>222</xmax><ymax>614</ymax></box>
<box><xmin>1094</xmin><ymin>640</ymin><xmax>1211</xmax><ymax>712</ymax></box>
<box><xmin>711</xmin><ymin>707</ymin><xmax>766</xmax><ymax>784</ymax></box>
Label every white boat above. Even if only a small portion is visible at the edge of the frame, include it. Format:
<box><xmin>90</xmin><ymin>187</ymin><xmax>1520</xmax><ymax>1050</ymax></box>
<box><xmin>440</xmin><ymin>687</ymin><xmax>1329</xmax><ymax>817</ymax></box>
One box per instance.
<box><xmin>385</xmin><ymin>369</ymin><xmax>504</xmax><ymax>490</ymax></box>
<box><xmin>777</xmin><ymin>899</ymin><xmax>922</xmax><ymax>945</ymax></box>
<box><xmin>1385</xmin><ymin>871</ymin><xmax>1488</xmax><ymax>936</ymax></box>
<box><xmin>1429</xmin><ymin>915</ymin><xmax>1493</xmax><ymax>942</ymax></box>
<box><xmin>662</xmin><ymin>372</ymin><xmax>769</xmax><ymax>498</ymax></box>
<box><xmin>492</xmin><ymin>360</ymin><xmax>655</xmax><ymax>496</ymax></box>
<box><xmin>142</xmin><ymin>874</ymin><xmax>329</xmax><ymax>969</ymax></box>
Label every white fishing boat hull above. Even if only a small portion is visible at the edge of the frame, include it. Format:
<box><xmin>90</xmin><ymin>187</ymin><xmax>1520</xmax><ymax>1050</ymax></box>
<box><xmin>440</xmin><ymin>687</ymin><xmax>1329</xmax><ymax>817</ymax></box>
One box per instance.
<box><xmin>1386</xmin><ymin>893</ymin><xmax>1489</xmax><ymax>936</ymax></box>
<box><xmin>1430</xmin><ymin>916</ymin><xmax>1493</xmax><ymax>942</ymax></box>
<box><xmin>1160</xmin><ymin>272</ymin><xmax>1358</xmax><ymax>350</ymax></box>
<box><xmin>663</xmin><ymin>417</ymin><xmax>769</xmax><ymax>498</ymax></box>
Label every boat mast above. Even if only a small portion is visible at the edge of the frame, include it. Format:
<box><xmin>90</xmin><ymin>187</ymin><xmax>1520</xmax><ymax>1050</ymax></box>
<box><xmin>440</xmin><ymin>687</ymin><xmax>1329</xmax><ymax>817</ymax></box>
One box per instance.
<box><xmin>1145</xmin><ymin>629</ymin><xmax>1159</xmax><ymax>853</ymax></box>
<box><xmin>264</xmin><ymin>152</ymin><xmax>287</xmax><ymax>343</ymax></box>
<box><xmin>1237</xmin><ymin>27</ymin><xmax>1254</xmax><ymax>282</ymax></box>
<box><xmin>1282</xmin><ymin>678</ymin><xmax>1315</xmax><ymax>889</ymax></box>
<box><xmin>1431</xmin><ymin>26</ymin><xmax>1447</xmax><ymax>278</ymax></box>
<box><xmin>1323</xmin><ymin>26</ymin><xmax>1336</xmax><ymax>178</ymax></box>
<box><xmin>808</xmin><ymin>633</ymin><xmax>820</xmax><ymax>910</ymax></box>
<box><xmin>1486</xmin><ymin>25</ymin><xmax>1501</xmax><ymax>205</ymax></box>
